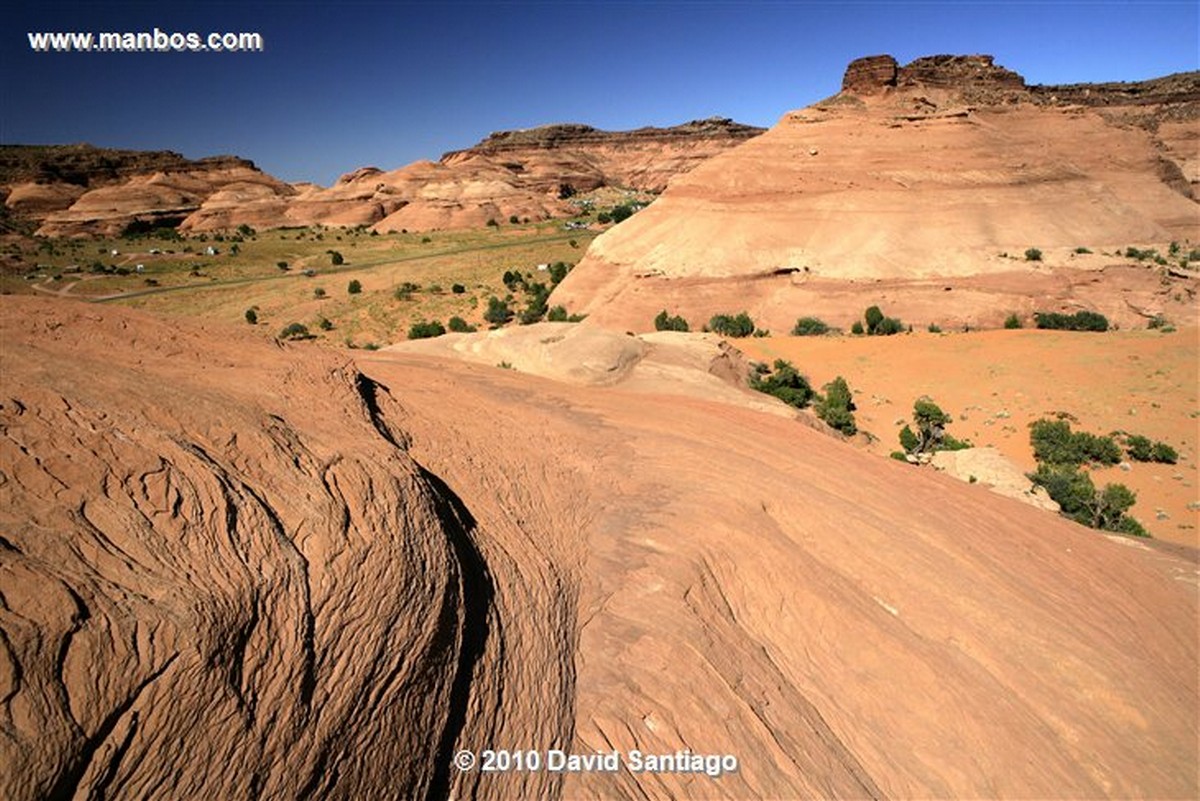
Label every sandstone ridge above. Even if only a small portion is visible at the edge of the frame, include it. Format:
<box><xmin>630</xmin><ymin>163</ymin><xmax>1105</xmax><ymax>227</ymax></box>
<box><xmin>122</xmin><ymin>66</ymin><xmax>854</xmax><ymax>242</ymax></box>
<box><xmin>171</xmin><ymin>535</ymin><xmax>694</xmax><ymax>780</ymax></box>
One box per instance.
<box><xmin>551</xmin><ymin>54</ymin><xmax>1200</xmax><ymax>332</ymax></box>
<box><xmin>1</xmin><ymin>295</ymin><xmax>1196</xmax><ymax>799</ymax></box>
<box><xmin>8</xmin><ymin>119</ymin><xmax>763</xmax><ymax>237</ymax></box>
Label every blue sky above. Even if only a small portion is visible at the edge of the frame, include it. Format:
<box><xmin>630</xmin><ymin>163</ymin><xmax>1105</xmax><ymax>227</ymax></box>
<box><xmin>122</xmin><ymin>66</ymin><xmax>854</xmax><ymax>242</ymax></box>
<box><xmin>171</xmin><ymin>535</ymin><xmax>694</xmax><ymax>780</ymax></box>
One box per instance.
<box><xmin>3</xmin><ymin>1</ymin><xmax>1197</xmax><ymax>185</ymax></box>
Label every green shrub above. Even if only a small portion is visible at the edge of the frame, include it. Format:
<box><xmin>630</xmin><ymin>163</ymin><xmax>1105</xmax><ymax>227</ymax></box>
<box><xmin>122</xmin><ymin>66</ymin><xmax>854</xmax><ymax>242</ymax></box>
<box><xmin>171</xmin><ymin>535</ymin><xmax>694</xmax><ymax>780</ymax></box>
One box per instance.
<box><xmin>546</xmin><ymin>306</ymin><xmax>568</xmax><ymax>322</ymax></box>
<box><xmin>394</xmin><ymin>281</ymin><xmax>420</xmax><ymax>300</ymax></box>
<box><xmin>279</xmin><ymin>322</ymin><xmax>310</xmax><ymax>340</ymax></box>
<box><xmin>899</xmin><ymin>425</ymin><xmax>920</xmax><ymax>453</ymax></box>
<box><xmin>1003</xmin><ymin>313</ymin><xmax>1022</xmax><ymax>329</ymax></box>
<box><xmin>927</xmin><ymin>323</ymin><xmax>942</xmax><ymax>333</ymax></box>
<box><xmin>1028</xmin><ymin>464</ymin><xmax>1146</xmax><ymax>535</ymax></box>
<box><xmin>347</xmin><ymin>279</ymin><xmax>362</xmax><ymax>294</ymax></box>
<box><xmin>313</xmin><ymin>287</ymin><xmax>326</xmax><ymax>298</ymax></box>
<box><xmin>749</xmin><ymin>359</ymin><xmax>815</xmax><ymax>409</ymax></box>
<box><xmin>519</xmin><ymin>281</ymin><xmax>550</xmax><ymax>324</ymax></box>
<box><xmin>1024</xmin><ymin>248</ymin><xmax>1042</xmax><ymax>262</ymax></box>
<box><xmin>484</xmin><ymin>296</ymin><xmax>513</xmax><ymax>325</ymax></box>
<box><xmin>1124</xmin><ymin>246</ymin><xmax>1158</xmax><ymax>261</ymax></box>
<box><xmin>609</xmin><ymin>204</ymin><xmax>635</xmax><ymax>223</ymax></box>
<box><xmin>448</xmin><ymin>316</ymin><xmax>476</xmax><ymax>333</ymax></box>
<box><xmin>708</xmin><ymin>312</ymin><xmax>755</xmax><ymax>338</ymax></box>
<box><xmin>815</xmin><ymin>376</ymin><xmax>857</xmax><ymax>434</ymax></box>
<box><xmin>850</xmin><ymin>321</ymin><xmax>864</xmax><ymax>335</ymax></box>
<box><xmin>408</xmin><ymin>320</ymin><xmax>446</xmax><ymax>339</ymax></box>
<box><xmin>655</xmin><ymin>310</ymin><xmax>690</xmax><ymax>332</ymax></box>
<box><xmin>864</xmin><ymin>305</ymin><xmax>884</xmax><ymax>334</ymax></box>
<box><xmin>549</xmin><ymin>261</ymin><xmax>572</xmax><ymax>285</ymax></box>
<box><xmin>890</xmin><ymin>451</ymin><xmax>909</xmax><ymax>462</ymax></box>
<box><xmin>1034</xmin><ymin>311</ymin><xmax>1108</xmax><ymax>332</ymax></box>
<box><xmin>330</xmin><ymin>251</ymin><xmax>344</xmax><ymax>266</ymax></box>
<box><xmin>509</xmin><ymin>215</ymin><xmax>520</xmax><ymax>224</ymax></box>
<box><xmin>597</xmin><ymin>212</ymin><xmax>612</xmax><ymax>224</ymax></box>
<box><xmin>1030</xmin><ymin>418</ymin><xmax>1122</xmax><ymax>466</ymax></box>
<box><xmin>875</xmin><ymin>316</ymin><xmax>904</xmax><ymax>336</ymax></box>
<box><xmin>244</xmin><ymin>308</ymin><xmax>258</xmax><ymax>325</ymax></box>
<box><xmin>1124</xmin><ymin>434</ymin><xmax>1154</xmax><ymax>461</ymax></box>
<box><xmin>900</xmin><ymin>398</ymin><xmax>967</xmax><ymax>454</ymax></box>
<box><xmin>452</xmin><ymin>283</ymin><xmax>466</xmax><ymax>294</ymax></box>
<box><xmin>792</xmin><ymin>316</ymin><xmax>830</xmax><ymax>336</ymax></box>
<box><xmin>276</xmin><ymin>261</ymin><xmax>289</xmax><ymax>271</ymax></box>
<box><xmin>1150</xmin><ymin>441</ymin><xmax>1178</xmax><ymax>464</ymax></box>
<box><xmin>486</xmin><ymin>218</ymin><xmax>498</xmax><ymax>227</ymax></box>
<box><xmin>1073</xmin><ymin>246</ymin><xmax>1092</xmax><ymax>254</ymax></box>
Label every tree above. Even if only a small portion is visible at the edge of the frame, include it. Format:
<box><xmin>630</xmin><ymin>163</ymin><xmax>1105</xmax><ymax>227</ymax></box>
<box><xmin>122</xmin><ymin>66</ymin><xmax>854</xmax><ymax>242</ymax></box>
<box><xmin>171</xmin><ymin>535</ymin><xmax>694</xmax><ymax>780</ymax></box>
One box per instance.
<box><xmin>448</xmin><ymin>316</ymin><xmax>475</xmax><ymax>333</ymax></box>
<box><xmin>749</xmin><ymin>359</ymin><xmax>815</xmax><ymax>409</ymax></box>
<box><xmin>815</xmin><ymin>376</ymin><xmax>857</xmax><ymax>434</ymax></box>
<box><xmin>850</xmin><ymin>321</ymin><xmax>864</xmax><ymax>335</ymax></box>
<box><xmin>708</xmin><ymin>312</ymin><xmax>755</xmax><ymax>338</ymax></box>
<box><xmin>792</xmin><ymin>316</ymin><xmax>829</xmax><ymax>336</ymax></box>
<box><xmin>484</xmin><ymin>296</ymin><xmax>513</xmax><ymax>325</ymax></box>
<box><xmin>452</xmin><ymin>283</ymin><xmax>466</xmax><ymax>294</ymax></box>
<box><xmin>347</xmin><ymin>279</ymin><xmax>362</xmax><ymax>294</ymax></box>
<box><xmin>655</xmin><ymin>310</ymin><xmax>689</xmax><ymax>332</ymax></box>
<box><xmin>1004</xmin><ymin>313</ymin><xmax>1022</xmax><ymax>329</ymax></box>
<box><xmin>864</xmin><ymin>305</ymin><xmax>884</xmax><ymax>335</ymax></box>
<box><xmin>509</xmin><ymin>214</ymin><xmax>520</xmax><ymax>224</ymax></box>
<box><xmin>408</xmin><ymin>320</ymin><xmax>446</xmax><ymax>339</ymax></box>
<box><xmin>279</xmin><ymin>322</ymin><xmax>310</xmax><ymax>340</ymax></box>
<box><xmin>330</xmin><ymin>251</ymin><xmax>344</xmax><ymax>266</ymax></box>
<box><xmin>901</xmin><ymin>398</ymin><xmax>963</xmax><ymax>455</ymax></box>
<box><xmin>244</xmin><ymin>308</ymin><xmax>257</xmax><ymax>325</ymax></box>
<box><xmin>1024</xmin><ymin>247</ymin><xmax>1043</xmax><ymax>261</ymax></box>
<box><xmin>549</xmin><ymin>261</ymin><xmax>571</xmax><ymax>285</ymax></box>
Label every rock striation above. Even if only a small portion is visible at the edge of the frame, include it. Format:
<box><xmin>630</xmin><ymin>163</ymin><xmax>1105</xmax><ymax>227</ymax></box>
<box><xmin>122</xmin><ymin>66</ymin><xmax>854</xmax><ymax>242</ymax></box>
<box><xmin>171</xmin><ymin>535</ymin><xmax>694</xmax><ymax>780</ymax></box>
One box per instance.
<box><xmin>1</xmin><ymin>295</ymin><xmax>1196</xmax><ymax>799</ymax></box>
<box><xmin>7</xmin><ymin>119</ymin><xmax>763</xmax><ymax>237</ymax></box>
<box><xmin>552</xmin><ymin>54</ymin><xmax>1200</xmax><ymax>332</ymax></box>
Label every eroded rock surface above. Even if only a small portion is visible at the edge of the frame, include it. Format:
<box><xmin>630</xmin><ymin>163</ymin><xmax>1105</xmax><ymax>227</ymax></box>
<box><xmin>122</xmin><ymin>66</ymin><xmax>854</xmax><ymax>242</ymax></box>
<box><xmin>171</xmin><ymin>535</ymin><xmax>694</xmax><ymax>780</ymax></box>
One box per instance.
<box><xmin>2</xmin><ymin>296</ymin><xmax>1196</xmax><ymax>799</ymax></box>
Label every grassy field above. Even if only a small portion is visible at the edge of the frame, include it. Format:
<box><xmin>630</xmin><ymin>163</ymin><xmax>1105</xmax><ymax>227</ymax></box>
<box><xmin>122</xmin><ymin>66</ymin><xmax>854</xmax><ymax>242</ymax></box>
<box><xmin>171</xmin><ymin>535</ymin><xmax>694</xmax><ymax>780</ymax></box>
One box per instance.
<box><xmin>3</xmin><ymin>222</ymin><xmax>597</xmax><ymax>346</ymax></box>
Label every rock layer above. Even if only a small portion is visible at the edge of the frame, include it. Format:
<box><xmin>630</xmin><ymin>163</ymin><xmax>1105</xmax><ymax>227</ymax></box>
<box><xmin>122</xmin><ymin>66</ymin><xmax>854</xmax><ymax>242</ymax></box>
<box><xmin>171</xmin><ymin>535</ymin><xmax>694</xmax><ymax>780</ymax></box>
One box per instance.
<box><xmin>8</xmin><ymin>119</ymin><xmax>762</xmax><ymax>237</ymax></box>
<box><xmin>1</xmin><ymin>296</ymin><xmax>1197</xmax><ymax>799</ymax></box>
<box><xmin>552</xmin><ymin>55</ymin><xmax>1200</xmax><ymax>332</ymax></box>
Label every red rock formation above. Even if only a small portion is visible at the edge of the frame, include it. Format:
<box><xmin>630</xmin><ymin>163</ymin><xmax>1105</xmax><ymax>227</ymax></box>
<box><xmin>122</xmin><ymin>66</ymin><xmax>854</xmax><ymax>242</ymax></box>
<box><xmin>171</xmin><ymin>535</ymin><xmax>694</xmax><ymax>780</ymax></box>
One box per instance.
<box><xmin>1</xmin><ymin>295</ymin><xmax>1196</xmax><ymax>798</ymax></box>
<box><xmin>552</xmin><ymin>55</ymin><xmax>1200</xmax><ymax>332</ymax></box>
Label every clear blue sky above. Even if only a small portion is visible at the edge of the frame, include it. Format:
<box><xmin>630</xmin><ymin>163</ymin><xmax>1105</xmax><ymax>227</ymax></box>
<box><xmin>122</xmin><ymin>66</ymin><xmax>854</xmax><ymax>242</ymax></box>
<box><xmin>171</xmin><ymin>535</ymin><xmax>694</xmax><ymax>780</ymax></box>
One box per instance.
<box><xmin>3</xmin><ymin>1</ymin><xmax>1197</xmax><ymax>185</ymax></box>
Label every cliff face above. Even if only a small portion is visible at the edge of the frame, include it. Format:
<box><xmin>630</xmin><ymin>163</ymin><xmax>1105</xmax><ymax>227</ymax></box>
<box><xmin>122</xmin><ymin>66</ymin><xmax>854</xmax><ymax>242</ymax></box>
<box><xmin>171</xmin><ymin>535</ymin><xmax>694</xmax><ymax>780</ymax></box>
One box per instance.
<box><xmin>2</xmin><ymin>295</ymin><xmax>1196</xmax><ymax>799</ymax></box>
<box><xmin>552</xmin><ymin>54</ymin><xmax>1200</xmax><ymax>332</ymax></box>
<box><xmin>8</xmin><ymin>119</ymin><xmax>763</xmax><ymax>237</ymax></box>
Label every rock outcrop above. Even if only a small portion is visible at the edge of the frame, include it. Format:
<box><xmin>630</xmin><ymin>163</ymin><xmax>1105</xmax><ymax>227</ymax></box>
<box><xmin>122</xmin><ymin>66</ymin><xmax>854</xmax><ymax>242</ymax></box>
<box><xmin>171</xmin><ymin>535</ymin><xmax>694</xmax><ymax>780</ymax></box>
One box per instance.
<box><xmin>9</xmin><ymin>119</ymin><xmax>763</xmax><ymax>237</ymax></box>
<box><xmin>2</xmin><ymin>295</ymin><xmax>1196</xmax><ymax>799</ymax></box>
<box><xmin>552</xmin><ymin>54</ymin><xmax>1200</xmax><ymax>332</ymax></box>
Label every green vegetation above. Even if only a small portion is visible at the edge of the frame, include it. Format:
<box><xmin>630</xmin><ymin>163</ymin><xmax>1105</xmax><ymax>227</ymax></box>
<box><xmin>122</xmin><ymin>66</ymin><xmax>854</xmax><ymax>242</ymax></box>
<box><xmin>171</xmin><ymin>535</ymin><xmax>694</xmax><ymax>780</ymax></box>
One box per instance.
<box><xmin>317</xmin><ymin>316</ymin><xmax>334</xmax><ymax>331</ymax></box>
<box><xmin>1029</xmin><ymin>418</ymin><xmax>1122</xmax><ymax>467</ymax></box>
<box><xmin>1123</xmin><ymin>433</ymin><xmax>1178</xmax><ymax>464</ymax></box>
<box><xmin>408</xmin><ymin>320</ymin><xmax>446</xmax><ymax>339</ymax></box>
<box><xmin>451</xmin><ymin>283</ymin><xmax>466</xmax><ymax>294</ymax></box>
<box><xmin>707</xmin><ymin>312</ymin><xmax>756</xmax><ymax>338</ymax></box>
<box><xmin>313</xmin><ymin>287</ymin><xmax>326</xmax><ymax>298</ymax></box>
<box><xmin>1073</xmin><ymin>246</ymin><xmax>1092</xmax><ymax>254</ymax></box>
<box><xmin>1034</xmin><ymin>310</ymin><xmax>1108</xmax><ymax>332</ymax></box>
<box><xmin>394</xmin><ymin>281</ymin><xmax>420</xmax><ymax>301</ymax></box>
<box><xmin>850</xmin><ymin>321</ymin><xmax>864</xmax><ymax>335</ymax></box>
<box><xmin>862</xmin><ymin>305</ymin><xmax>903</xmax><ymax>336</ymax></box>
<box><xmin>1003</xmin><ymin>313</ymin><xmax>1022</xmax><ymax>329</ymax></box>
<box><xmin>1026</xmin><ymin>418</ymin><xmax>1148</xmax><ymax>537</ymax></box>
<box><xmin>1029</xmin><ymin>464</ymin><xmax>1147</xmax><ymax>536</ymax></box>
<box><xmin>898</xmin><ymin>398</ymin><xmax>970</xmax><ymax>456</ymax></box>
<box><xmin>484</xmin><ymin>296</ymin><xmax>514</xmax><ymax>325</ymax></box>
<box><xmin>927</xmin><ymin>323</ymin><xmax>942</xmax><ymax>333</ymax></box>
<box><xmin>654</xmin><ymin>310</ymin><xmax>690</xmax><ymax>332</ymax></box>
<box><xmin>749</xmin><ymin>359</ymin><xmax>815</xmax><ymax>409</ymax></box>
<box><xmin>244</xmin><ymin>308</ymin><xmax>257</xmax><ymax>325</ymax></box>
<box><xmin>347</xmin><ymin>279</ymin><xmax>362</xmax><ymax>294</ymax></box>
<box><xmin>814</xmin><ymin>376</ymin><xmax>857</xmax><ymax>435</ymax></box>
<box><xmin>329</xmin><ymin>250</ymin><xmax>344</xmax><ymax>266</ymax></box>
<box><xmin>447</xmin><ymin>316</ymin><xmax>476</xmax><ymax>333</ymax></box>
<box><xmin>279</xmin><ymin>322</ymin><xmax>311</xmax><ymax>340</ymax></box>
<box><xmin>792</xmin><ymin>316</ymin><xmax>830</xmax><ymax>336</ymax></box>
<box><xmin>1024</xmin><ymin>247</ymin><xmax>1042</xmax><ymax>262</ymax></box>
